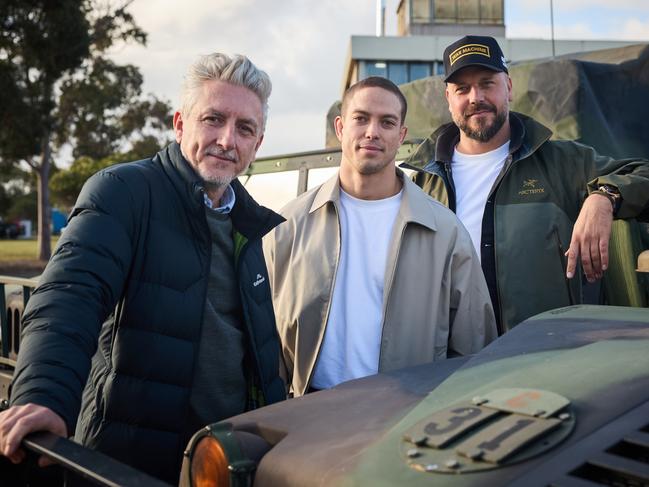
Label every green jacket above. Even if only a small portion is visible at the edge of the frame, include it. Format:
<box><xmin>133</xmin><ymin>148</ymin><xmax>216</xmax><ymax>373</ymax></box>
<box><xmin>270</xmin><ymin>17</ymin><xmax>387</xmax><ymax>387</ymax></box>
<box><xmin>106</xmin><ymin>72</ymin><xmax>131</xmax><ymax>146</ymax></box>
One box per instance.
<box><xmin>404</xmin><ymin>112</ymin><xmax>649</xmax><ymax>332</ymax></box>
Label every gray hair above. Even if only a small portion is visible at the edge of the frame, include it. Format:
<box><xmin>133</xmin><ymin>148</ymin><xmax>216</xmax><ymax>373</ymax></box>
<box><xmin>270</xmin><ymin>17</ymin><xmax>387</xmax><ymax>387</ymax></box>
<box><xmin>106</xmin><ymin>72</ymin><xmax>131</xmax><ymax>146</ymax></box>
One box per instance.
<box><xmin>180</xmin><ymin>53</ymin><xmax>271</xmax><ymax>130</ymax></box>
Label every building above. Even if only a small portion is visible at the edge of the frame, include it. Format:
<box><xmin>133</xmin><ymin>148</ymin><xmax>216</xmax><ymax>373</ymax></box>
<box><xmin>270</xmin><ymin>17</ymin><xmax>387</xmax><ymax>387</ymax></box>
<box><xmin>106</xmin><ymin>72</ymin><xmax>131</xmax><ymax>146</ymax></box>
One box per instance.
<box><xmin>341</xmin><ymin>0</ymin><xmax>640</xmax><ymax>94</ymax></box>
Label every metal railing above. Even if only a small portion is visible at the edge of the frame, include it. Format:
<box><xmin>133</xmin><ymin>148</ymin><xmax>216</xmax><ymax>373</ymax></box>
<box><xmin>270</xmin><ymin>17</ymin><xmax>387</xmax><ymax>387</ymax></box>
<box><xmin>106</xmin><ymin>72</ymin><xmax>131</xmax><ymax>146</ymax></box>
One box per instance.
<box><xmin>0</xmin><ymin>275</ymin><xmax>38</xmax><ymax>363</ymax></box>
<box><xmin>243</xmin><ymin>140</ymin><xmax>421</xmax><ymax>195</ymax></box>
<box><xmin>1</xmin><ymin>431</ymin><xmax>172</xmax><ymax>486</ymax></box>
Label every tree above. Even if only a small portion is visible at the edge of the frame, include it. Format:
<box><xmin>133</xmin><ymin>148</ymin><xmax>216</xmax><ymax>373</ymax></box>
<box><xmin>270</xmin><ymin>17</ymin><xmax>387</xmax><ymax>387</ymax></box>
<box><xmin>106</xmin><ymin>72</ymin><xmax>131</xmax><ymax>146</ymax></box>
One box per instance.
<box><xmin>50</xmin><ymin>85</ymin><xmax>173</xmax><ymax>209</ymax></box>
<box><xmin>58</xmin><ymin>76</ymin><xmax>172</xmax><ymax>161</ymax></box>
<box><xmin>0</xmin><ymin>166</ymin><xmax>37</xmax><ymax>223</ymax></box>
<box><xmin>50</xmin><ymin>130</ymin><xmax>172</xmax><ymax>209</ymax></box>
<box><xmin>0</xmin><ymin>0</ymin><xmax>151</xmax><ymax>260</ymax></box>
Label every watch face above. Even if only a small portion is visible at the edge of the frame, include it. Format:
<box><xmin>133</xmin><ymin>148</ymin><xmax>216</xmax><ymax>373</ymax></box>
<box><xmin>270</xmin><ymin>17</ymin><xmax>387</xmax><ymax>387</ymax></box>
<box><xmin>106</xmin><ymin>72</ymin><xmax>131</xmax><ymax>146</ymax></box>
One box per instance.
<box><xmin>595</xmin><ymin>185</ymin><xmax>621</xmax><ymax>213</ymax></box>
<box><xmin>599</xmin><ymin>185</ymin><xmax>620</xmax><ymax>196</ymax></box>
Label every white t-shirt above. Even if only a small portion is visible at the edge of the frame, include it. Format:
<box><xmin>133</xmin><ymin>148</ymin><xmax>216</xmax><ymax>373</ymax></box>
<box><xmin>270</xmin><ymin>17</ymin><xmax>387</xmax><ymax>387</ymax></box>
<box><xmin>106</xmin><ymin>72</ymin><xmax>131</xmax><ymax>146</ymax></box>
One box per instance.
<box><xmin>452</xmin><ymin>142</ymin><xmax>510</xmax><ymax>260</ymax></box>
<box><xmin>310</xmin><ymin>187</ymin><xmax>403</xmax><ymax>390</ymax></box>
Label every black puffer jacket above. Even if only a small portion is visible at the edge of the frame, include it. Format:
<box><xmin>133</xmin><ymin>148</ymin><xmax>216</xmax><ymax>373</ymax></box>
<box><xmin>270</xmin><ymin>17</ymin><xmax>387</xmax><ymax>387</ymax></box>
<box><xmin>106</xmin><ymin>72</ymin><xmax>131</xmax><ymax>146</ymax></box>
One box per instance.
<box><xmin>11</xmin><ymin>143</ymin><xmax>285</xmax><ymax>483</ymax></box>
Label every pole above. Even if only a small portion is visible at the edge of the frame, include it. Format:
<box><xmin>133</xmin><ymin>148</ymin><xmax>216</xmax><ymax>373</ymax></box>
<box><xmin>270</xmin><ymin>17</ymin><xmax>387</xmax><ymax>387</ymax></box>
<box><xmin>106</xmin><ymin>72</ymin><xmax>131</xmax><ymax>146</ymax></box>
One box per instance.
<box><xmin>550</xmin><ymin>0</ymin><xmax>556</xmax><ymax>58</ymax></box>
<box><xmin>376</xmin><ymin>0</ymin><xmax>385</xmax><ymax>36</ymax></box>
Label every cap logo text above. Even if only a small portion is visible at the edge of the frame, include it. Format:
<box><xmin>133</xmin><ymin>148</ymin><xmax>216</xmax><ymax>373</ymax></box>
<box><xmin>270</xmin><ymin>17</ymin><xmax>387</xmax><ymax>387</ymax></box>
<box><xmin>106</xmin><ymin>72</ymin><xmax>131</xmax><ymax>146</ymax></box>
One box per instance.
<box><xmin>450</xmin><ymin>44</ymin><xmax>491</xmax><ymax>66</ymax></box>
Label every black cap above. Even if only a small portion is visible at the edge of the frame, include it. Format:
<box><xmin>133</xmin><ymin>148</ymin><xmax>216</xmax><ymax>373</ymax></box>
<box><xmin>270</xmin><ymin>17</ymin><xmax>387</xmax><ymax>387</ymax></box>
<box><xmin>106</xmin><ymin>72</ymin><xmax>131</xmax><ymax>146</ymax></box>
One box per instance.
<box><xmin>443</xmin><ymin>35</ymin><xmax>508</xmax><ymax>82</ymax></box>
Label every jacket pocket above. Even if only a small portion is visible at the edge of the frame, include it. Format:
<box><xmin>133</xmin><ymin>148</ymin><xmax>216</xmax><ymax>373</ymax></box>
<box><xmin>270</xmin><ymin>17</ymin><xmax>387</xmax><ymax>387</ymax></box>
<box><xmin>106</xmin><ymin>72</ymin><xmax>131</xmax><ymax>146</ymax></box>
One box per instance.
<box><xmin>552</xmin><ymin>226</ymin><xmax>576</xmax><ymax>306</ymax></box>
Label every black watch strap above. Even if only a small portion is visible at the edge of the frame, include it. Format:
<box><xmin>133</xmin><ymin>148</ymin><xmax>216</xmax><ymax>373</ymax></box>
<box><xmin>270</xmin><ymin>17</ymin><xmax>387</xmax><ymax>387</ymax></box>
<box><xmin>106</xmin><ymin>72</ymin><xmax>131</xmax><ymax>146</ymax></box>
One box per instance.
<box><xmin>592</xmin><ymin>184</ymin><xmax>621</xmax><ymax>214</ymax></box>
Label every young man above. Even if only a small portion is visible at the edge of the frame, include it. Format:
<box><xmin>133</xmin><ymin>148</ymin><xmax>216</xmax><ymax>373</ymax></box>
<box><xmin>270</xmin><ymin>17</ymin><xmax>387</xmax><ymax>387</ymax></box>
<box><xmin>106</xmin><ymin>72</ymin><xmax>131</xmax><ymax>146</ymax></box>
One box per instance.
<box><xmin>408</xmin><ymin>35</ymin><xmax>649</xmax><ymax>332</ymax></box>
<box><xmin>0</xmin><ymin>53</ymin><xmax>285</xmax><ymax>483</ymax></box>
<box><xmin>264</xmin><ymin>77</ymin><xmax>496</xmax><ymax>397</ymax></box>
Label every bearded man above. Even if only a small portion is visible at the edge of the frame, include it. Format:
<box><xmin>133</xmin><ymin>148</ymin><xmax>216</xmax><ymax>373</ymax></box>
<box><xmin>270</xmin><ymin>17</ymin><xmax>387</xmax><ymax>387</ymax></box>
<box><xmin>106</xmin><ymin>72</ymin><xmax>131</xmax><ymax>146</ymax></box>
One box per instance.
<box><xmin>407</xmin><ymin>35</ymin><xmax>649</xmax><ymax>333</ymax></box>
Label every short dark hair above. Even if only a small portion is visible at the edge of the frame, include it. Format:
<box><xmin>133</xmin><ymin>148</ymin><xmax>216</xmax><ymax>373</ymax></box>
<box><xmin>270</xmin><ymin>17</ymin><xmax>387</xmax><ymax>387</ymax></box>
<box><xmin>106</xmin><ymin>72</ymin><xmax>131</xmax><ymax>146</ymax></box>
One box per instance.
<box><xmin>341</xmin><ymin>76</ymin><xmax>408</xmax><ymax>124</ymax></box>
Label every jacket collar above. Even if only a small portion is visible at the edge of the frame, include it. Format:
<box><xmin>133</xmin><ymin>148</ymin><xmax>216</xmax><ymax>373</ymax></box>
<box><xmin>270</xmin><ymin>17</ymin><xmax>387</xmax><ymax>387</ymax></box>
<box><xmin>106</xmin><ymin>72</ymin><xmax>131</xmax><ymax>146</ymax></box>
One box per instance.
<box><xmin>399</xmin><ymin>175</ymin><xmax>438</xmax><ymax>232</ymax></box>
<box><xmin>157</xmin><ymin>142</ymin><xmax>284</xmax><ymax>239</ymax></box>
<box><xmin>158</xmin><ymin>142</ymin><xmax>204</xmax><ymax>210</ymax></box>
<box><xmin>309</xmin><ymin>171</ymin><xmax>341</xmax><ymax>214</ymax></box>
<box><xmin>308</xmin><ymin>168</ymin><xmax>437</xmax><ymax>232</ymax></box>
<box><xmin>402</xmin><ymin>111</ymin><xmax>553</xmax><ymax>172</ymax></box>
<box><xmin>230</xmin><ymin>179</ymin><xmax>285</xmax><ymax>240</ymax></box>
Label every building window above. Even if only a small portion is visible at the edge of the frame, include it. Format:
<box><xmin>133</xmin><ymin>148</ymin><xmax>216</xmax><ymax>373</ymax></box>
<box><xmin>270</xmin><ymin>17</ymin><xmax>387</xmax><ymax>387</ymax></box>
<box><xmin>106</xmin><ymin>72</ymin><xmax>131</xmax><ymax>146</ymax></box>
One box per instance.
<box><xmin>480</xmin><ymin>0</ymin><xmax>503</xmax><ymax>23</ymax></box>
<box><xmin>410</xmin><ymin>0</ymin><xmax>503</xmax><ymax>24</ymax></box>
<box><xmin>388</xmin><ymin>62</ymin><xmax>409</xmax><ymax>85</ymax></box>
<box><xmin>359</xmin><ymin>60</ymin><xmax>439</xmax><ymax>86</ymax></box>
<box><xmin>411</xmin><ymin>0</ymin><xmax>431</xmax><ymax>23</ymax></box>
<box><xmin>364</xmin><ymin>61</ymin><xmax>387</xmax><ymax>78</ymax></box>
<box><xmin>434</xmin><ymin>0</ymin><xmax>457</xmax><ymax>23</ymax></box>
<box><xmin>409</xmin><ymin>62</ymin><xmax>431</xmax><ymax>81</ymax></box>
<box><xmin>457</xmin><ymin>0</ymin><xmax>480</xmax><ymax>23</ymax></box>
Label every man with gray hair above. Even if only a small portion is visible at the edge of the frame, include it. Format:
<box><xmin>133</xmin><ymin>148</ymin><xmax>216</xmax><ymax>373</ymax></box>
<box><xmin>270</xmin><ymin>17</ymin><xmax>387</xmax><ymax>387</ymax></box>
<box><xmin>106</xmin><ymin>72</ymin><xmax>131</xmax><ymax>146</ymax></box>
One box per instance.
<box><xmin>0</xmin><ymin>53</ymin><xmax>285</xmax><ymax>483</ymax></box>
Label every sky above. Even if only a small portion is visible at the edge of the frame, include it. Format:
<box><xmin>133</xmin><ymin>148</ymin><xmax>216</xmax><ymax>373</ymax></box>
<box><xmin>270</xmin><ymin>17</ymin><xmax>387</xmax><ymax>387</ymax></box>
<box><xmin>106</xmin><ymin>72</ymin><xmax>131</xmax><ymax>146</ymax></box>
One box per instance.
<box><xmin>108</xmin><ymin>0</ymin><xmax>649</xmax><ymax>208</ymax></box>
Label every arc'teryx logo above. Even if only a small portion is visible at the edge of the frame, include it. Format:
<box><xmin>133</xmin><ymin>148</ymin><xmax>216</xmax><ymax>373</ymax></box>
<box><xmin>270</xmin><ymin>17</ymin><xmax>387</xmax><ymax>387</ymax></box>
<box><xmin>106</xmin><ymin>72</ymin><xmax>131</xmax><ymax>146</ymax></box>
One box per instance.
<box><xmin>523</xmin><ymin>179</ymin><xmax>538</xmax><ymax>188</ymax></box>
<box><xmin>253</xmin><ymin>273</ymin><xmax>266</xmax><ymax>287</ymax></box>
<box><xmin>518</xmin><ymin>178</ymin><xmax>545</xmax><ymax>196</ymax></box>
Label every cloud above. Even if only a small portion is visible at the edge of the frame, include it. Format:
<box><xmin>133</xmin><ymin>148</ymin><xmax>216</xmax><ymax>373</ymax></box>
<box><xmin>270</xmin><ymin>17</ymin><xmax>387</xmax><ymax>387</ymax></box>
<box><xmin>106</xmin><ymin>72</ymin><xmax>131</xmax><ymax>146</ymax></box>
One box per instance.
<box><xmin>555</xmin><ymin>0</ymin><xmax>648</xmax><ymax>10</ymax></box>
<box><xmin>507</xmin><ymin>21</ymin><xmax>598</xmax><ymax>40</ymax></box>
<box><xmin>108</xmin><ymin>0</ymin><xmax>388</xmax><ymax>156</ymax></box>
<box><xmin>111</xmin><ymin>0</ymin><xmax>649</xmax><ymax>158</ymax></box>
<box><xmin>507</xmin><ymin>0</ymin><xmax>649</xmax><ymax>14</ymax></box>
<box><xmin>617</xmin><ymin>19</ymin><xmax>649</xmax><ymax>40</ymax></box>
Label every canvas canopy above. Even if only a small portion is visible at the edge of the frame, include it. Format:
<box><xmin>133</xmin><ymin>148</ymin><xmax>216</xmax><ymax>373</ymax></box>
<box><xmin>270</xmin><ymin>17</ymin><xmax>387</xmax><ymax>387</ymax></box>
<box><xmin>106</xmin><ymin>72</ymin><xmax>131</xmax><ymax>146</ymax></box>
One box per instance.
<box><xmin>326</xmin><ymin>44</ymin><xmax>649</xmax><ymax>306</ymax></box>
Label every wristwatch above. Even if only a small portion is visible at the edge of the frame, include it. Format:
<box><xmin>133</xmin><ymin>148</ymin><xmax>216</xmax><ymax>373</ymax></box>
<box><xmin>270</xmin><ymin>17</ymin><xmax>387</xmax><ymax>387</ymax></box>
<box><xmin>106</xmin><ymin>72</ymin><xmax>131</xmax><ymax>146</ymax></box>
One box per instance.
<box><xmin>593</xmin><ymin>184</ymin><xmax>621</xmax><ymax>214</ymax></box>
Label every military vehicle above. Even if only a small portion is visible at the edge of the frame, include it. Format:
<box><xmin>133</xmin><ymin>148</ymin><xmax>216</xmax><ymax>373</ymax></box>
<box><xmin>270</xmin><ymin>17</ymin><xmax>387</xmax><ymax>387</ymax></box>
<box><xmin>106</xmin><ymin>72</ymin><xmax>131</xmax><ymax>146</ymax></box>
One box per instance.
<box><xmin>181</xmin><ymin>305</ymin><xmax>649</xmax><ymax>487</ymax></box>
<box><xmin>1</xmin><ymin>44</ymin><xmax>649</xmax><ymax>486</ymax></box>
<box><xmin>1</xmin><ymin>305</ymin><xmax>648</xmax><ymax>486</ymax></box>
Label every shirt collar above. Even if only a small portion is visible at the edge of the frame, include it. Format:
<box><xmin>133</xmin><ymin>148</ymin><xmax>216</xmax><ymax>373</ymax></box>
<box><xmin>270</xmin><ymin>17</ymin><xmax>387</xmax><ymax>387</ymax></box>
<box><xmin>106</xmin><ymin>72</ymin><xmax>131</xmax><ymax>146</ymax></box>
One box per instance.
<box><xmin>309</xmin><ymin>169</ymin><xmax>438</xmax><ymax>232</ymax></box>
<box><xmin>203</xmin><ymin>184</ymin><xmax>236</xmax><ymax>214</ymax></box>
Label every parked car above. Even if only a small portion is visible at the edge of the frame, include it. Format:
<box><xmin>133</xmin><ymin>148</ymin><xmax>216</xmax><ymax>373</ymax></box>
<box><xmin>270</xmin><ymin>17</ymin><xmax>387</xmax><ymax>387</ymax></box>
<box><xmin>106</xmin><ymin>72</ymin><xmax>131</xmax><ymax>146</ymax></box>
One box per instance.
<box><xmin>0</xmin><ymin>221</ymin><xmax>21</xmax><ymax>239</ymax></box>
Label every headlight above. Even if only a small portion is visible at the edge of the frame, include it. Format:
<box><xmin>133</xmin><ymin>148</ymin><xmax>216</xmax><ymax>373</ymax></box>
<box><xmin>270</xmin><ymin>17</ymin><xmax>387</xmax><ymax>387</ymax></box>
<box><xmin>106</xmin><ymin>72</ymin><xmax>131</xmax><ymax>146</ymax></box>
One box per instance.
<box><xmin>181</xmin><ymin>422</ymin><xmax>257</xmax><ymax>487</ymax></box>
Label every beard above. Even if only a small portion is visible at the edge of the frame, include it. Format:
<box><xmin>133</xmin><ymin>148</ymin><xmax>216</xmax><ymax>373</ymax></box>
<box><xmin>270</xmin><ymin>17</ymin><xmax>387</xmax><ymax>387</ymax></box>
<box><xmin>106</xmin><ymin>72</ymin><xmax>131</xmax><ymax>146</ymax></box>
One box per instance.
<box><xmin>454</xmin><ymin>102</ymin><xmax>507</xmax><ymax>143</ymax></box>
<box><xmin>198</xmin><ymin>147</ymin><xmax>246</xmax><ymax>189</ymax></box>
<box><xmin>202</xmin><ymin>174</ymin><xmax>235</xmax><ymax>191</ymax></box>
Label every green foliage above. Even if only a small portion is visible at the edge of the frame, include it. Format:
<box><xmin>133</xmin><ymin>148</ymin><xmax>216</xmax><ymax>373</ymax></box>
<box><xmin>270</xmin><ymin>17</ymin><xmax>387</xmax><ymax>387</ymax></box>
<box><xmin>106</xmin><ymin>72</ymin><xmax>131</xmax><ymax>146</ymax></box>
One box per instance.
<box><xmin>5</xmin><ymin>191</ymin><xmax>37</xmax><ymax>222</ymax></box>
<box><xmin>56</xmin><ymin>62</ymin><xmax>172</xmax><ymax>160</ymax></box>
<box><xmin>50</xmin><ymin>155</ymin><xmax>120</xmax><ymax>208</ymax></box>
<box><xmin>0</xmin><ymin>185</ymin><xmax>10</xmax><ymax>217</ymax></box>
<box><xmin>0</xmin><ymin>0</ymin><xmax>91</xmax><ymax>161</ymax></box>
<box><xmin>128</xmin><ymin>134</ymin><xmax>170</xmax><ymax>160</ymax></box>
<box><xmin>0</xmin><ymin>166</ymin><xmax>36</xmax><ymax>219</ymax></box>
<box><xmin>50</xmin><ymin>131</ymin><xmax>173</xmax><ymax>209</ymax></box>
<box><xmin>0</xmin><ymin>0</ymin><xmax>170</xmax><ymax>259</ymax></box>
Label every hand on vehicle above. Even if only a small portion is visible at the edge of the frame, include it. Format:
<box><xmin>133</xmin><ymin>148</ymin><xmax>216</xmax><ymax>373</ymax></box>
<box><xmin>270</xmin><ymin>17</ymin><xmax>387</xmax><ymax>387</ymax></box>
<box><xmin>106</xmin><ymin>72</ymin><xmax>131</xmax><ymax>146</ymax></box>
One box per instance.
<box><xmin>0</xmin><ymin>403</ymin><xmax>67</xmax><ymax>466</ymax></box>
<box><xmin>566</xmin><ymin>193</ymin><xmax>614</xmax><ymax>282</ymax></box>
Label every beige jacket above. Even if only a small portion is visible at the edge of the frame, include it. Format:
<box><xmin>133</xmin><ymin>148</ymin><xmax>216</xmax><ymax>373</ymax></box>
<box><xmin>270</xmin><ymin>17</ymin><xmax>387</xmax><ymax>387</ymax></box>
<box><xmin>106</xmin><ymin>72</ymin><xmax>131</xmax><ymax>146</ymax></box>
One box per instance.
<box><xmin>263</xmin><ymin>171</ymin><xmax>496</xmax><ymax>396</ymax></box>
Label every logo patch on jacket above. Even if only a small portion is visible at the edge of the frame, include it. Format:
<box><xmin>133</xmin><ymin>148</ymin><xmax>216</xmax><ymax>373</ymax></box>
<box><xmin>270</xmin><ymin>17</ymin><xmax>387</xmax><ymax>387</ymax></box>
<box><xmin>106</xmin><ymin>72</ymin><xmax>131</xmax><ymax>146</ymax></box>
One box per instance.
<box><xmin>253</xmin><ymin>274</ymin><xmax>266</xmax><ymax>287</ymax></box>
<box><xmin>518</xmin><ymin>179</ymin><xmax>545</xmax><ymax>196</ymax></box>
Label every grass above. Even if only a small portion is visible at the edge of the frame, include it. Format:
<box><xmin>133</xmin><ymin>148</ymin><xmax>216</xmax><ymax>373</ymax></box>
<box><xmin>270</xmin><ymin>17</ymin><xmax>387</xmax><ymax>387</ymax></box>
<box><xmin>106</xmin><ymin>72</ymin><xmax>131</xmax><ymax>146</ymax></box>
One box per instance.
<box><xmin>0</xmin><ymin>237</ymin><xmax>60</xmax><ymax>262</ymax></box>
<box><xmin>0</xmin><ymin>237</ymin><xmax>60</xmax><ymax>277</ymax></box>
